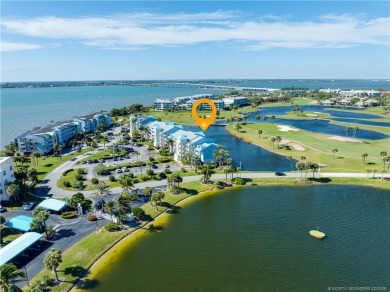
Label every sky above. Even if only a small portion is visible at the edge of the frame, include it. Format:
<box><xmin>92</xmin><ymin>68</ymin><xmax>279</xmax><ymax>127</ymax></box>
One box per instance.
<box><xmin>1</xmin><ymin>1</ymin><xmax>389</xmax><ymax>81</ymax></box>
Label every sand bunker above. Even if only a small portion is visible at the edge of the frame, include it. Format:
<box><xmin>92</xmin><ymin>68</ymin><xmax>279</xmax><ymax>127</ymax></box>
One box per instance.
<box><xmin>280</xmin><ymin>139</ymin><xmax>305</xmax><ymax>151</ymax></box>
<box><xmin>277</xmin><ymin>125</ymin><xmax>299</xmax><ymax>132</ymax></box>
<box><xmin>329</xmin><ymin>136</ymin><xmax>363</xmax><ymax>143</ymax></box>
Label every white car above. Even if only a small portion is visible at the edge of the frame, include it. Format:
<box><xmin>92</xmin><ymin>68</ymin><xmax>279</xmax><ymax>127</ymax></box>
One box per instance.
<box><xmin>116</xmin><ymin>169</ymin><xmax>123</xmax><ymax>173</ymax></box>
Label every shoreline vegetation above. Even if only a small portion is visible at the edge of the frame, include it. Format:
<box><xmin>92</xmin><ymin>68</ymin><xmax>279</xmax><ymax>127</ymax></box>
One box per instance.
<box><xmin>28</xmin><ymin>177</ymin><xmax>389</xmax><ymax>292</ymax></box>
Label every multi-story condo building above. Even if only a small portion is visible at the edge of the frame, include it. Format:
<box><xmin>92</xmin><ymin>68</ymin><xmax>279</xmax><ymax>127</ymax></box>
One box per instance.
<box><xmin>15</xmin><ymin>113</ymin><xmax>112</xmax><ymax>155</ymax></box>
<box><xmin>222</xmin><ymin>96</ymin><xmax>249</xmax><ymax>107</ymax></box>
<box><xmin>130</xmin><ymin>115</ymin><xmax>218</xmax><ymax>163</ymax></box>
<box><xmin>185</xmin><ymin>99</ymin><xmax>224</xmax><ymax>111</ymax></box>
<box><xmin>154</xmin><ymin>99</ymin><xmax>174</xmax><ymax>111</ymax></box>
<box><xmin>0</xmin><ymin>157</ymin><xmax>16</xmax><ymax>201</ymax></box>
<box><xmin>339</xmin><ymin>90</ymin><xmax>381</xmax><ymax>98</ymax></box>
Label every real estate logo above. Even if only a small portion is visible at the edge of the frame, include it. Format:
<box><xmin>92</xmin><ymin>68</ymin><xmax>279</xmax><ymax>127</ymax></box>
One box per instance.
<box><xmin>191</xmin><ymin>98</ymin><xmax>217</xmax><ymax>131</ymax></box>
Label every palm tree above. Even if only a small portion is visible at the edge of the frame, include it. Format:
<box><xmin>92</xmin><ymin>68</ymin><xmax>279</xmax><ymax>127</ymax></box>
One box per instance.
<box><xmin>166</xmin><ymin>138</ymin><xmax>174</xmax><ymax>155</ymax></box>
<box><xmin>32</xmin><ymin>207</ymin><xmax>49</xmax><ymax>236</ymax></box>
<box><xmin>223</xmin><ymin>167</ymin><xmax>230</xmax><ymax>182</ymax></box>
<box><xmin>275</xmin><ymin>136</ymin><xmax>282</xmax><ymax>148</ymax></box>
<box><xmin>143</xmin><ymin>186</ymin><xmax>153</xmax><ymax>198</ymax></box>
<box><xmin>102</xmin><ymin>134</ymin><xmax>110</xmax><ymax>150</ymax></box>
<box><xmin>380</xmin><ymin>151</ymin><xmax>388</xmax><ymax>168</ymax></box>
<box><xmin>296</xmin><ymin>162</ymin><xmax>305</xmax><ymax>180</ymax></box>
<box><xmin>310</xmin><ymin>163</ymin><xmax>319</xmax><ymax>178</ymax></box>
<box><xmin>366</xmin><ymin>169</ymin><xmax>372</xmax><ymax>178</ymax></box>
<box><xmin>171</xmin><ymin>173</ymin><xmax>183</xmax><ymax>187</ymax></box>
<box><xmin>332</xmin><ymin>148</ymin><xmax>338</xmax><ymax>159</ymax></box>
<box><xmin>151</xmin><ymin>191</ymin><xmax>165</xmax><ymax>211</ymax></box>
<box><xmin>133</xmin><ymin>151</ymin><xmax>142</xmax><ymax>178</ymax></box>
<box><xmin>258</xmin><ymin>129</ymin><xmax>263</xmax><ymax>138</ymax></box>
<box><xmin>345</xmin><ymin>127</ymin><xmax>351</xmax><ymax>139</ymax></box>
<box><xmin>270</xmin><ymin>137</ymin><xmax>276</xmax><ymax>148</ymax></box>
<box><xmin>119</xmin><ymin>175</ymin><xmax>133</xmax><ymax>196</ymax></box>
<box><xmin>30</xmin><ymin>218</ymin><xmax>44</xmax><ymax>233</ymax></box>
<box><xmin>104</xmin><ymin>200</ymin><xmax>116</xmax><ymax>220</ymax></box>
<box><xmin>44</xmin><ymin>248</ymin><xmax>62</xmax><ymax>282</ymax></box>
<box><xmin>5</xmin><ymin>183</ymin><xmax>21</xmax><ymax>202</ymax></box>
<box><xmin>234</xmin><ymin>123</ymin><xmax>242</xmax><ymax>132</ymax></box>
<box><xmin>372</xmin><ymin>169</ymin><xmax>378</xmax><ymax>179</ymax></box>
<box><xmin>361</xmin><ymin>152</ymin><xmax>368</xmax><ymax>164</ymax></box>
<box><xmin>300</xmin><ymin>156</ymin><xmax>306</xmax><ymax>162</ymax></box>
<box><xmin>0</xmin><ymin>263</ymin><xmax>26</xmax><ymax>292</ymax></box>
<box><xmin>199</xmin><ymin>164</ymin><xmax>215</xmax><ymax>184</ymax></box>
<box><xmin>352</xmin><ymin>126</ymin><xmax>359</xmax><ymax>138</ymax></box>
<box><xmin>92</xmin><ymin>182</ymin><xmax>111</xmax><ymax>211</ymax></box>
<box><xmin>287</xmin><ymin>156</ymin><xmax>293</xmax><ymax>171</ymax></box>
<box><xmin>116</xmin><ymin>193</ymin><xmax>131</xmax><ymax>217</ymax></box>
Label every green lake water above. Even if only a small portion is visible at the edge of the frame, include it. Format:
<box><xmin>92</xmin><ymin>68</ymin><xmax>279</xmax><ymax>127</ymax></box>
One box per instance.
<box><xmin>91</xmin><ymin>185</ymin><xmax>390</xmax><ymax>291</ymax></box>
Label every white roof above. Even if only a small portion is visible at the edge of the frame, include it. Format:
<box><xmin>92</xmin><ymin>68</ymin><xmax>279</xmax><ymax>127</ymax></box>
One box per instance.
<box><xmin>0</xmin><ymin>232</ymin><xmax>43</xmax><ymax>266</ymax></box>
<box><xmin>38</xmin><ymin>198</ymin><xmax>67</xmax><ymax>211</ymax></box>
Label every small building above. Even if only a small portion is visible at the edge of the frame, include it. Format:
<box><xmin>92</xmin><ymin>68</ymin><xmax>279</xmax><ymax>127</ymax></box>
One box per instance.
<box><xmin>5</xmin><ymin>215</ymin><xmax>34</xmax><ymax>232</ymax></box>
<box><xmin>321</xmin><ymin>100</ymin><xmax>335</xmax><ymax>106</ymax></box>
<box><xmin>0</xmin><ymin>157</ymin><xmax>16</xmax><ymax>201</ymax></box>
<box><xmin>37</xmin><ymin>198</ymin><xmax>67</xmax><ymax>213</ymax></box>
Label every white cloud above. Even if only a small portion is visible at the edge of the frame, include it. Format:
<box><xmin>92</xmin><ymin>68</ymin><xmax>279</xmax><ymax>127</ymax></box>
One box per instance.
<box><xmin>0</xmin><ymin>41</ymin><xmax>42</xmax><ymax>52</ymax></box>
<box><xmin>1</xmin><ymin>12</ymin><xmax>389</xmax><ymax>51</ymax></box>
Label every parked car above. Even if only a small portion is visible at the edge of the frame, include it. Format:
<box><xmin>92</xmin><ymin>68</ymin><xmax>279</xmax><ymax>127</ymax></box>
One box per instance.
<box><xmin>152</xmin><ymin>164</ymin><xmax>158</xmax><ymax>169</ymax></box>
<box><xmin>122</xmin><ymin>167</ymin><xmax>129</xmax><ymax>172</ymax></box>
<box><xmin>164</xmin><ymin>164</ymin><xmax>170</xmax><ymax>168</ymax></box>
<box><xmin>113</xmin><ymin>157</ymin><xmax>118</xmax><ymax>161</ymax></box>
<box><xmin>0</xmin><ymin>205</ymin><xmax>7</xmax><ymax>213</ymax></box>
<box><xmin>118</xmin><ymin>157</ymin><xmax>124</xmax><ymax>161</ymax></box>
<box><xmin>70</xmin><ymin>157</ymin><xmax>77</xmax><ymax>161</ymax></box>
<box><xmin>93</xmin><ymin>159</ymin><xmax>99</xmax><ymax>163</ymax></box>
<box><xmin>23</xmin><ymin>202</ymin><xmax>35</xmax><ymax>211</ymax></box>
<box><xmin>123</xmin><ymin>155</ymin><xmax>129</xmax><ymax>159</ymax></box>
<box><xmin>87</xmin><ymin>160</ymin><xmax>92</xmax><ymax>164</ymax></box>
<box><xmin>116</xmin><ymin>169</ymin><xmax>123</xmax><ymax>173</ymax></box>
<box><xmin>101</xmin><ymin>170</ymin><xmax>111</xmax><ymax>175</ymax></box>
<box><xmin>94</xmin><ymin>199</ymin><xmax>105</xmax><ymax>209</ymax></box>
<box><xmin>275</xmin><ymin>171</ymin><xmax>286</xmax><ymax>176</ymax></box>
<box><xmin>99</xmin><ymin>159</ymin><xmax>105</xmax><ymax>163</ymax></box>
<box><xmin>81</xmin><ymin>161</ymin><xmax>87</xmax><ymax>164</ymax></box>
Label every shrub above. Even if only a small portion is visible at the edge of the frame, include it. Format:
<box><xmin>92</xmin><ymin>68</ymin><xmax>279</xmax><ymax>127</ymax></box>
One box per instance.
<box><xmin>149</xmin><ymin>157</ymin><xmax>155</xmax><ymax>162</ymax></box>
<box><xmin>96</xmin><ymin>164</ymin><xmax>106</xmax><ymax>175</ymax></box>
<box><xmin>127</xmin><ymin>172</ymin><xmax>135</xmax><ymax>178</ymax></box>
<box><xmin>73</xmin><ymin>192</ymin><xmax>85</xmax><ymax>201</ymax></box>
<box><xmin>132</xmin><ymin>178</ymin><xmax>139</xmax><ymax>183</ymax></box>
<box><xmin>146</xmin><ymin>169</ymin><xmax>154</xmax><ymax>176</ymax></box>
<box><xmin>62</xmin><ymin>169</ymin><xmax>73</xmax><ymax>176</ymax></box>
<box><xmin>73</xmin><ymin>181</ymin><xmax>84</xmax><ymax>190</ymax></box>
<box><xmin>141</xmin><ymin>175</ymin><xmax>150</xmax><ymax>181</ymax></box>
<box><xmin>60</xmin><ymin>211</ymin><xmax>78</xmax><ymax>219</ymax></box>
<box><xmin>75</xmin><ymin>174</ymin><xmax>84</xmax><ymax>181</ymax></box>
<box><xmin>104</xmin><ymin>222</ymin><xmax>121</xmax><ymax>232</ymax></box>
<box><xmin>132</xmin><ymin>207</ymin><xmax>145</xmax><ymax>220</ymax></box>
<box><xmin>63</xmin><ymin>181</ymin><xmax>71</xmax><ymax>188</ymax></box>
<box><xmin>41</xmin><ymin>275</ymin><xmax>53</xmax><ymax>287</ymax></box>
<box><xmin>88</xmin><ymin>215</ymin><xmax>97</xmax><ymax>221</ymax></box>
<box><xmin>91</xmin><ymin>178</ymin><xmax>99</xmax><ymax>185</ymax></box>
<box><xmin>109</xmin><ymin>175</ymin><xmax>116</xmax><ymax>182</ymax></box>
<box><xmin>169</xmin><ymin>185</ymin><xmax>182</xmax><ymax>195</ymax></box>
<box><xmin>181</xmin><ymin>167</ymin><xmax>187</xmax><ymax>173</ymax></box>
<box><xmin>232</xmin><ymin>177</ymin><xmax>246</xmax><ymax>185</ymax></box>
<box><xmin>164</xmin><ymin>168</ymin><xmax>172</xmax><ymax>174</ymax></box>
<box><xmin>77</xmin><ymin>168</ymin><xmax>86</xmax><ymax>175</ymax></box>
<box><xmin>158</xmin><ymin>172</ymin><xmax>167</xmax><ymax>179</ymax></box>
<box><xmin>158</xmin><ymin>156</ymin><xmax>171</xmax><ymax>163</ymax></box>
<box><xmin>81</xmin><ymin>199</ymin><xmax>93</xmax><ymax>210</ymax></box>
<box><xmin>159</xmin><ymin>149</ymin><xmax>170</xmax><ymax>156</ymax></box>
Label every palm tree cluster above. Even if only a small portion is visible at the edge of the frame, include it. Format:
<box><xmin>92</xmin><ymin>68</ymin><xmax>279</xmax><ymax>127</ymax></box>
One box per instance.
<box><xmin>0</xmin><ymin>263</ymin><xmax>26</xmax><ymax>292</ymax></box>
<box><xmin>30</xmin><ymin>207</ymin><xmax>49</xmax><ymax>237</ymax></box>
<box><xmin>212</xmin><ymin>145</ymin><xmax>231</xmax><ymax>170</ymax></box>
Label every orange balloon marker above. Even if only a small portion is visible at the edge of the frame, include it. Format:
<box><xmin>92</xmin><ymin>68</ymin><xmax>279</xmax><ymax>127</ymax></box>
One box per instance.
<box><xmin>192</xmin><ymin>98</ymin><xmax>217</xmax><ymax>131</ymax></box>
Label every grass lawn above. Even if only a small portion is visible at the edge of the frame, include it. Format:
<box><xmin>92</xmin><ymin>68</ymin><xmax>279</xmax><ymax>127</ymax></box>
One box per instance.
<box><xmin>29</xmin><ymin>229</ymin><xmax>126</xmax><ymax>292</ymax></box>
<box><xmin>1</xmin><ymin>228</ymin><xmax>22</xmax><ymax>248</ymax></box>
<box><xmin>226</xmin><ymin>122</ymin><xmax>389</xmax><ymax>173</ymax></box>
<box><xmin>26</xmin><ymin>149</ymin><xmax>90</xmax><ymax>181</ymax></box>
<box><xmin>78</xmin><ymin>149</ymin><xmax>127</xmax><ymax>162</ymax></box>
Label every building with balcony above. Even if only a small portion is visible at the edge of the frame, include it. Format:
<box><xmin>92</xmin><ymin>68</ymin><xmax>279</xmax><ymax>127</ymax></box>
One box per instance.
<box><xmin>0</xmin><ymin>157</ymin><xmax>16</xmax><ymax>201</ymax></box>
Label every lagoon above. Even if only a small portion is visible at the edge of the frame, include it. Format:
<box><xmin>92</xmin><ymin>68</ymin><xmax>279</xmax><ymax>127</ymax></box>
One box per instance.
<box><xmin>87</xmin><ymin>185</ymin><xmax>390</xmax><ymax>292</ymax></box>
<box><xmin>185</xmin><ymin>126</ymin><xmax>295</xmax><ymax>171</ymax></box>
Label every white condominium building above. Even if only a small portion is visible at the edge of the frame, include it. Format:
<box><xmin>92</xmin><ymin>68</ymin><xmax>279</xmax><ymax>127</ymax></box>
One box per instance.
<box><xmin>0</xmin><ymin>157</ymin><xmax>16</xmax><ymax>201</ymax></box>
<box><xmin>222</xmin><ymin>96</ymin><xmax>249</xmax><ymax>107</ymax></box>
<box><xmin>130</xmin><ymin>116</ymin><xmax>218</xmax><ymax>163</ymax></box>
<box><xmin>154</xmin><ymin>99</ymin><xmax>174</xmax><ymax>111</ymax></box>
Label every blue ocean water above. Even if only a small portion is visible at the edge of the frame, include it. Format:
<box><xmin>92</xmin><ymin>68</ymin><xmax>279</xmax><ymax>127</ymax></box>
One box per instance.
<box><xmin>1</xmin><ymin>80</ymin><xmax>389</xmax><ymax>148</ymax></box>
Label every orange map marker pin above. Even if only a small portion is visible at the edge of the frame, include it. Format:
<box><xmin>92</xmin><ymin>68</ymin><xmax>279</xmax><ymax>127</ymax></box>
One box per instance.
<box><xmin>192</xmin><ymin>98</ymin><xmax>217</xmax><ymax>131</ymax></box>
